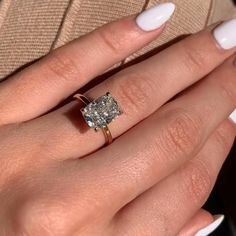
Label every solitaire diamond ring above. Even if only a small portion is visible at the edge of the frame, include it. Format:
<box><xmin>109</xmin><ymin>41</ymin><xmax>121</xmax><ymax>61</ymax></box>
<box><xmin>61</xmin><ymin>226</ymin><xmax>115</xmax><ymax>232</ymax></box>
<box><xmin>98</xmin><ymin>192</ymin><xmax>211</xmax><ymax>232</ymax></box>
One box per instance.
<box><xmin>74</xmin><ymin>92</ymin><xmax>122</xmax><ymax>145</ymax></box>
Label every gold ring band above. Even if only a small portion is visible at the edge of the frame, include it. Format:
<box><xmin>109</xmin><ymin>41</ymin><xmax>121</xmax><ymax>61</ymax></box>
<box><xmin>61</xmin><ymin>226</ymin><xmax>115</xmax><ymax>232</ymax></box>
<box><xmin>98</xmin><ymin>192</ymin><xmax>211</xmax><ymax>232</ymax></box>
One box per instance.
<box><xmin>101</xmin><ymin>126</ymin><xmax>113</xmax><ymax>145</ymax></box>
<box><xmin>73</xmin><ymin>93</ymin><xmax>114</xmax><ymax>146</ymax></box>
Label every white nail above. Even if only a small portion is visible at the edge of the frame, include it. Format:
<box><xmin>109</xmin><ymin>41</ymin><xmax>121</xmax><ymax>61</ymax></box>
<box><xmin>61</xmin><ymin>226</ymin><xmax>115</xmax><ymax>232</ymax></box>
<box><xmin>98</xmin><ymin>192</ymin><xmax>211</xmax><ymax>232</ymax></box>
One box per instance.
<box><xmin>229</xmin><ymin>109</ymin><xmax>236</xmax><ymax>124</ymax></box>
<box><xmin>195</xmin><ymin>215</ymin><xmax>224</xmax><ymax>236</ymax></box>
<box><xmin>213</xmin><ymin>18</ymin><xmax>236</xmax><ymax>49</ymax></box>
<box><xmin>136</xmin><ymin>3</ymin><xmax>176</xmax><ymax>32</ymax></box>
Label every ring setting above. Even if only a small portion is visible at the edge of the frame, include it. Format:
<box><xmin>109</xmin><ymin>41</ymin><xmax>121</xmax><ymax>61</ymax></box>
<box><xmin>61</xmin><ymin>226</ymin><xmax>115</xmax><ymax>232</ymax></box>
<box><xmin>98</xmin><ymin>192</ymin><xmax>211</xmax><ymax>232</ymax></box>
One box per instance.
<box><xmin>74</xmin><ymin>92</ymin><xmax>122</xmax><ymax>145</ymax></box>
<box><xmin>81</xmin><ymin>92</ymin><xmax>122</xmax><ymax>131</ymax></box>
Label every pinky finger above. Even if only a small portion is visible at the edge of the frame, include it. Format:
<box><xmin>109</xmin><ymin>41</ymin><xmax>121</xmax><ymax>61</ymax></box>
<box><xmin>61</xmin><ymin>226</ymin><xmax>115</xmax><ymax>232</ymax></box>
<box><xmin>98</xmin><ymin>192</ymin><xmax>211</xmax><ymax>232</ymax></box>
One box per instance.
<box><xmin>178</xmin><ymin>209</ymin><xmax>224</xmax><ymax>236</ymax></box>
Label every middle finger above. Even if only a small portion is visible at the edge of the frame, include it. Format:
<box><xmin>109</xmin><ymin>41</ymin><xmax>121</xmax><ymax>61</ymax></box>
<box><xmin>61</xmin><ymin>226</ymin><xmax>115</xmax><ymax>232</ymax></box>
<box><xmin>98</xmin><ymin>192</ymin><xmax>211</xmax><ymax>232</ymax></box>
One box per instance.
<box><xmin>67</xmin><ymin>55</ymin><xmax>236</xmax><ymax>216</ymax></box>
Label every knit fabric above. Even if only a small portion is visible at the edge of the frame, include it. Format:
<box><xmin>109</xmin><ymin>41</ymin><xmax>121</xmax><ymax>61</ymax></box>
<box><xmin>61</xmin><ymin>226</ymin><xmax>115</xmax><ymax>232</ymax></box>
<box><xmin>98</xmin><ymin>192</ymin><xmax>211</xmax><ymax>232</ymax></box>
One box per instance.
<box><xmin>0</xmin><ymin>0</ymin><xmax>235</xmax><ymax>81</ymax></box>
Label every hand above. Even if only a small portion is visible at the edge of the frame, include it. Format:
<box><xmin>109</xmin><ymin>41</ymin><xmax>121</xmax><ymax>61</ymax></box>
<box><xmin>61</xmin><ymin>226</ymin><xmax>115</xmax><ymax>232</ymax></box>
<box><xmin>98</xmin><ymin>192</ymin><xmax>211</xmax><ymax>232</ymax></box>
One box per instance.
<box><xmin>0</xmin><ymin>3</ymin><xmax>235</xmax><ymax>236</ymax></box>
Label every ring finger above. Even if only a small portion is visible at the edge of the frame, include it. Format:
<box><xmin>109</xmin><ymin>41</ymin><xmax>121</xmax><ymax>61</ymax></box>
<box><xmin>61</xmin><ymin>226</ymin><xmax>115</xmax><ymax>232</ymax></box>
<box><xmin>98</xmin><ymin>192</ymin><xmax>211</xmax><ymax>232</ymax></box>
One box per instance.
<box><xmin>25</xmin><ymin>18</ymin><xmax>236</xmax><ymax>158</ymax></box>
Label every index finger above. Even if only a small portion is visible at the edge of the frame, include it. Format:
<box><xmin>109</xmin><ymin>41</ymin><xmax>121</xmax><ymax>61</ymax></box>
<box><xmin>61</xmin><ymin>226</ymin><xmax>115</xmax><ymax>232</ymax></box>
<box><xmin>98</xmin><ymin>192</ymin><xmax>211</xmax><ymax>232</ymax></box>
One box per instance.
<box><xmin>0</xmin><ymin>3</ymin><xmax>175</xmax><ymax>125</ymax></box>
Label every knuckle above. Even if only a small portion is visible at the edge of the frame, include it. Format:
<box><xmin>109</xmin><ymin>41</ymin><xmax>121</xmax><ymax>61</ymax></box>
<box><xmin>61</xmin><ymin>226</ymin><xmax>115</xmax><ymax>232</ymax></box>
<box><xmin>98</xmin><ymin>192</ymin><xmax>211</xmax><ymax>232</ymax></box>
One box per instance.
<box><xmin>14</xmin><ymin>197</ymin><xmax>69</xmax><ymax>236</ymax></box>
<box><xmin>77</xmin><ymin>193</ymin><xmax>107</xmax><ymax>222</ymax></box>
<box><xmin>182</xmin><ymin>159</ymin><xmax>213</xmax><ymax>205</ymax></box>
<box><xmin>162</xmin><ymin>109</ymin><xmax>201</xmax><ymax>157</ymax></box>
<box><xmin>13</xmin><ymin>189</ymin><xmax>105</xmax><ymax>236</ymax></box>
<box><xmin>180</xmin><ymin>43</ymin><xmax>206</xmax><ymax>72</ymax></box>
<box><xmin>114</xmin><ymin>72</ymin><xmax>154</xmax><ymax>116</ymax></box>
<box><xmin>44</xmin><ymin>50</ymin><xmax>80</xmax><ymax>83</ymax></box>
<box><xmin>97</xmin><ymin>25</ymin><xmax>124</xmax><ymax>56</ymax></box>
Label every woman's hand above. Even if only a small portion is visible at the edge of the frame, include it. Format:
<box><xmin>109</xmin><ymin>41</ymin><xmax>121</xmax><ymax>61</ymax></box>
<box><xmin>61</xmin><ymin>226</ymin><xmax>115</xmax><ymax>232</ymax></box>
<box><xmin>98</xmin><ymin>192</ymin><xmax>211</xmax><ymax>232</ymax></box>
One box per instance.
<box><xmin>0</xmin><ymin>3</ymin><xmax>235</xmax><ymax>236</ymax></box>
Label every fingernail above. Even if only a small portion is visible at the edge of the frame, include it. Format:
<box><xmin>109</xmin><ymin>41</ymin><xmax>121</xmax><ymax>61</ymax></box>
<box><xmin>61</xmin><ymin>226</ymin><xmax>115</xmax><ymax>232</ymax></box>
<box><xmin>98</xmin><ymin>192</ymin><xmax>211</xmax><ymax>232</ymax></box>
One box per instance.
<box><xmin>195</xmin><ymin>215</ymin><xmax>224</xmax><ymax>236</ymax></box>
<box><xmin>136</xmin><ymin>3</ymin><xmax>176</xmax><ymax>32</ymax></box>
<box><xmin>213</xmin><ymin>18</ymin><xmax>236</xmax><ymax>50</ymax></box>
<box><xmin>229</xmin><ymin>109</ymin><xmax>236</xmax><ymax>124</ymax></box>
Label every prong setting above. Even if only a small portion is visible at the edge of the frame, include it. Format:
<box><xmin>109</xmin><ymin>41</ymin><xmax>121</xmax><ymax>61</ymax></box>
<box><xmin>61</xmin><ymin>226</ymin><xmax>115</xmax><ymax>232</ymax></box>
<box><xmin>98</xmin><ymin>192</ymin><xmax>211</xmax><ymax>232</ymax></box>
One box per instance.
<box><xmin>81</xmin><ymin>93</ymin><xmax>121</xmax><ymax>131</ymax></box>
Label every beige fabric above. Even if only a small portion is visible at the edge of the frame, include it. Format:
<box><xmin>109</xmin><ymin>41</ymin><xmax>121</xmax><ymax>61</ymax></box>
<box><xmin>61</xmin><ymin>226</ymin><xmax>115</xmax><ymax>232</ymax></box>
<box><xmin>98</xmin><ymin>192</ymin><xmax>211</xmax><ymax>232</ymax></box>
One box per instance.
<box><xmin>0</xmin><ymin>0</ymin><xmax>71</xmax><ymax>80</ymax></box>
<box><xmin>209</xmin><ymin>0</ymin><xmax>236</xmax><ymax>24</ymax></box>
<box><xmin>0</xmin><ymin>0</ymin><xmax>235</xmax><ymax>81</ymax></box>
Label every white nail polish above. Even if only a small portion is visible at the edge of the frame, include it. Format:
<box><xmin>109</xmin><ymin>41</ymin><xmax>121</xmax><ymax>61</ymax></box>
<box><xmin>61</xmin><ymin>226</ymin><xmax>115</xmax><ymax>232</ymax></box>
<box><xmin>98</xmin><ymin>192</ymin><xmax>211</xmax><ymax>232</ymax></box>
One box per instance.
<box><xmin>229</xmin><ymin>109</ymin><xmax>236</xmax><ymax>124</ymax></box>
<box><xmin>213</xmin><ymin>19</ymin><xmax>236</xmax><ymax>49</ymax></box>
<box><xmin>136</xmin><ymin>3</ymin><xmax>176</xmax><ymax>32</ymax></box>
<box><xmin>195</xmin><ymin>215</ymin><xmax>224</xmax><ymax>236</ymax></box>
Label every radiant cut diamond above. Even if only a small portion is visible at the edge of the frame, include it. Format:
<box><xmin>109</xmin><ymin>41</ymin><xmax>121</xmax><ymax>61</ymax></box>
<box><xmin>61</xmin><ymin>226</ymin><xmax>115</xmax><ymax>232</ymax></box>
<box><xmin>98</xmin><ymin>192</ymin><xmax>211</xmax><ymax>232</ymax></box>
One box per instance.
<box><xmin>81</xmin><ymin>93</ymin><xmax>122</xmax><ymax>130</ymax></box>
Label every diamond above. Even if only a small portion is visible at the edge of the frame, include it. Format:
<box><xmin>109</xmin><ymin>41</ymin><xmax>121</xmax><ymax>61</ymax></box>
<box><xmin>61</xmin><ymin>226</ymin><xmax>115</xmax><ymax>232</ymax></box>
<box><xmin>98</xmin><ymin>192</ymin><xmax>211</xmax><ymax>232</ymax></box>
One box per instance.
<box><xmin>81</xmin><ymin>93</ymin><xmax>122</xmax><ymax>130</ymax></box>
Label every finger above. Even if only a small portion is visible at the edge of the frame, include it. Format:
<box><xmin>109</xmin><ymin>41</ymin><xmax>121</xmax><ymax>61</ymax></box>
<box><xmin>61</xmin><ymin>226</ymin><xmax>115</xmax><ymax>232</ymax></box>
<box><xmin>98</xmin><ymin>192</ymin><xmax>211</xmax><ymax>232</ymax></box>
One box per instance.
<box><xmin>26</xmin><ymin>49</ymin><xmax>236</xmax><ymax>162</ymax></box>
<box><xmin>84</xmin><ymin>19</ymin><xmax>236</xmax><ymax>135</ymax></box>
<box><xmin>6</xmin><ymin>123</ymin><xmax>229</xmax><ymax>236</ymax></box>
<box><xmin>177</xmin><ymin>209</ymin><xmax>214</xmax><ymax>236</ymax></box>
<box><xmin>0</xmin><ymin>3</ymin><xmax>175</xmax><ymax>125</ymax></box>
<box><xmin>66</xmin><ymin>54</ymin><xmax>236</xmax><ymax>216</ymax></box>
<box><xmin>112</xmin><ymin>120</ymin><xmax>234</xmax><ymax>236</ymax></box>
<box><xmin>26</xmin><ymin>18</ymin><xmax>236</xmax><ymax>157</ymax></box>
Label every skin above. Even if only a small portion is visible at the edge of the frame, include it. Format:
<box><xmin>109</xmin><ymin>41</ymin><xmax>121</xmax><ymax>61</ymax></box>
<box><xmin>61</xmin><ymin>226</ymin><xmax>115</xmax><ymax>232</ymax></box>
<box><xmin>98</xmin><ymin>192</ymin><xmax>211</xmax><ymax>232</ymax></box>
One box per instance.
<box><xmin>0</xmin><ymin>15</ymin><xmax>235</xmax><ymax>236</ymax></box>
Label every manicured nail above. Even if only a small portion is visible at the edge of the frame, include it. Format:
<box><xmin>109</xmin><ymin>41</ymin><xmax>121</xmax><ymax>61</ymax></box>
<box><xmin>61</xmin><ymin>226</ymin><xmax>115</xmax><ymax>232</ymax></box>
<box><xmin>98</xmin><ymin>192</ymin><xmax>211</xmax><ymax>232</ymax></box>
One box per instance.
<box><xmin>229</xmin><ymin>109</ymin><xmax>236</xmax><ymax>124</ymax></box>
<box><xmin>195</xmin><ymin>215</ymin><xmax>224</xmax><ymax>236</ymax></box>
<box><xmin>213</xmin><ymin>18</ymin><xmax>236</xmax><ymax>49</ymax></box>
<box><xmin>136</xmin><ymin>3</ymin><xmax>176</xmax><ymax>32</ymax></box>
